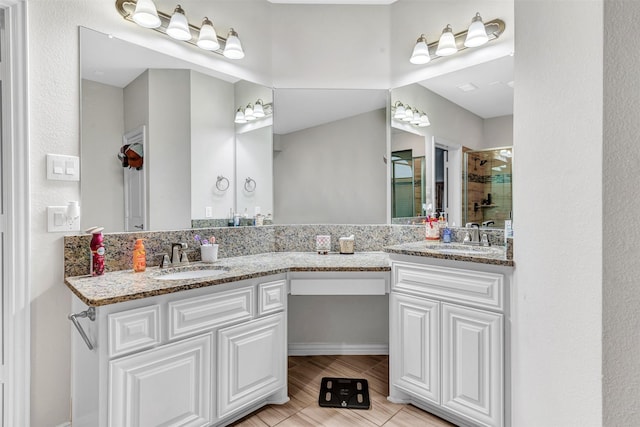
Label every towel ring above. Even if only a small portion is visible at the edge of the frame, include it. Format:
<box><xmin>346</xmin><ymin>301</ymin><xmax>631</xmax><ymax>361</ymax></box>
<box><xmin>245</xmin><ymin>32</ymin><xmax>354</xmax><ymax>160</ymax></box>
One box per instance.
<box><xmin>244</xmin><ymin>177</ymin><xmax>256</xmax><ymax>193</ymax></box>
<box><xmin>216</xmin><ymin>175</ymin><xmax>230</xmax><ymax>191</ymax></box>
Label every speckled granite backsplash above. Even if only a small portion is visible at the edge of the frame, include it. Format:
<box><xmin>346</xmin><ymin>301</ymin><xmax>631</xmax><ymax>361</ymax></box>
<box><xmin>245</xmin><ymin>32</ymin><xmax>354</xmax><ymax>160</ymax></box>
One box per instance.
<box><xmin>63</xmin><ymin>224</ymin><xmax>507</xmax><ymax>277</ymax></box>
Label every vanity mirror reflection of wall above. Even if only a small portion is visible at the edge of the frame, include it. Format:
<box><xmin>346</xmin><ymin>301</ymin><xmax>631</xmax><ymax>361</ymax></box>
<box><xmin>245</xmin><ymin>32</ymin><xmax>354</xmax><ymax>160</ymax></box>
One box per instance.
<box><xmin>79</xmin><ymin>27</ymin><xmax>272</xmax><ymax>232</ymax></box>
<box><xmin>391</xmin><ymin>54</ymin><xmax>514</xmax><ymax>229</ymax></box>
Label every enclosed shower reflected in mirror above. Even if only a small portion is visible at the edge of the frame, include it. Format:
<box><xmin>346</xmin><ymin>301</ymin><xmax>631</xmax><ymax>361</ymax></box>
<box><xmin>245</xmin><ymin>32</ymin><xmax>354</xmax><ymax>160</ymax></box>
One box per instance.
<box><xmin>464</xmin><ymin>147</ymin><xmax>512</xmax><ymax>228</ymax></box>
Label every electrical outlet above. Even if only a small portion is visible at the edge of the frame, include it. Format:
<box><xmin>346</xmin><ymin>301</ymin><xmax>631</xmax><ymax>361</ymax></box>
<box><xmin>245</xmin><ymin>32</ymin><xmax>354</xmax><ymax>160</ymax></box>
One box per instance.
<box><xmin>205</xmin><ymin>207</ymin><xmax>212</xmax><ymax>218</ymax></box>
<box><xmin>47</xmin><ymin>206</ymin><xmax>81</xmax><ymax>232</ymax></box>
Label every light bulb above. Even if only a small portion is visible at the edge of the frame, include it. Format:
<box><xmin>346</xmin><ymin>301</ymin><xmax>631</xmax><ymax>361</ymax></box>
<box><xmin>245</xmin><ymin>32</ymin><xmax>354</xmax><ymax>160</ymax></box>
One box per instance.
<box><xmin>464</xmin><ymin>13</ymin><xmax>489</xmax><ymax>48</ymax></box>
<box><xmin>436</xmin><ymin>25</ymin><xmax>457</xmax><ymax>56</ymax></box>
<box><xmin>253</xmin><ymin>100</ymin><xmax>265</xmax><ymax>118</ymax></box>
<box><xmin>132</xmin><ymin>0</ymin><xmax>161</xmax><ymax>28</ymax></box>
<box><xmin>409</xmin><ymin>35</ymin><xmax>430</xmax><ymax>65</ymax></box>
<box><xmin>244</xmin><ymin>104</ymin><xmax>255</xmax><ymax>121</ymax></box>
<box><xmin>393</xmin><ymin>102</ymin><xmax>406</xmax><ymax>119</ymax></box>
<box><xmin>223</xmin><ymin>28</ymin><xmax>245</xmax><ymax>59</ymax></box>
<box><xmin>166</xmin><ymin>5</ymin><xmax>191</xmax><ymax>41</ymax></box>
<box><xmin>234</xmin><ymin>108</ymin><xmax>246</xmax><ymax>124</ymax></box>
<box><xmin>197</xmin><ymin>17</ymin><xmax>220</xmax><ymax>51</ymax></box>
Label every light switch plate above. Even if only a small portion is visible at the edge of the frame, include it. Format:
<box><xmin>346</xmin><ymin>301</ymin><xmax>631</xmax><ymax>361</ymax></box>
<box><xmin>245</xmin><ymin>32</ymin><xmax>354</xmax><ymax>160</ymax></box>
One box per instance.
<box><xmin>47</xmin><ymin>206</ymin><xmax>81</xmax><ymax>232</ymax></box>
<box><xmin>205</xmin><ymin>207</ymin><xmax>212</xmax><ymax>218</ymax></box>
<box><xmin>47</xmin><ymin>154</ymin><xmax>80</xmax><ymax>181</ymax></box>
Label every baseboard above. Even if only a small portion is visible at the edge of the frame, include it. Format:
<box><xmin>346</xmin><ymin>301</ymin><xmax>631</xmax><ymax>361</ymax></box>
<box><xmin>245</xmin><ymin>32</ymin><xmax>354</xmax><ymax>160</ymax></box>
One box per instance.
<box><xmin>288</xmin><ymin>342</ymin><xmax>389</xmax><ymax>356</ymax></box>
<box><xmin>55</xmin><ymin>423</ymin><xmax>71</xmax><ymax>427</ymax></box>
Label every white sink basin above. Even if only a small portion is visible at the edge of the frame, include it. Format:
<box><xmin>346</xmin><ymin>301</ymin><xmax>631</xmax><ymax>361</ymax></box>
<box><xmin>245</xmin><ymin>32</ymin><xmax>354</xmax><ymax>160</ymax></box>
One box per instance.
<box><xmin>156</xmin><ymin>269</ymin><xmax>227</xmax><ymax>281</ymax></box>
<box><xmin>424</xmin><ymin>243</ymin><xmax>503</xmax><ymax>255</ymax></box>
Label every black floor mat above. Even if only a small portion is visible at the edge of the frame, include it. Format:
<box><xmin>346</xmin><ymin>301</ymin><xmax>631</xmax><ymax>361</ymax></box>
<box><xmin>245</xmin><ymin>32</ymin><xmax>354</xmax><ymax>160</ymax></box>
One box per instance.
<box><xmin>318</xmin><ymin>377</ymin><xmax>370</xmax><ymax>410</ymax></box>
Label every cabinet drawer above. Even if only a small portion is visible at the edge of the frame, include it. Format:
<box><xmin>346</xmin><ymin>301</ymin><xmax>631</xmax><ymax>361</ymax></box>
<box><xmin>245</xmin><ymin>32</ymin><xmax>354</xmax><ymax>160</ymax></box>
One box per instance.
<box><xmin>393</xmin><ymin>262</ymin><xmax>503</xmax><ymax>310</ymax></box>
<box><xmin>108</xmin><ymin>305</ymin><xmax>160</xmax><ymax>358</ymax></box>
<box><xmin>169</xmin><ymin>287</ymin><xmax>254</xmax><ymax>340</ymax></box>
<box><xmin>259</xmin><ymin>280</ymin><xmax>286</xmax><ymax>316</ymax></box>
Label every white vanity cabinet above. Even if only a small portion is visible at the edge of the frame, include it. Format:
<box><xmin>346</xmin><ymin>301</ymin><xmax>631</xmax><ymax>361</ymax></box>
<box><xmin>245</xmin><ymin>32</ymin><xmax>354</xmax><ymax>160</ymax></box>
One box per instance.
<box><xmin>70</xmin><ymin>275</ymin><xmax>288</xmax><ymax>427</ymax></box>
<box><xmin>388</xmin><ymin>256</ymin><xmax>512</xmax><ymax>427</ymax></box>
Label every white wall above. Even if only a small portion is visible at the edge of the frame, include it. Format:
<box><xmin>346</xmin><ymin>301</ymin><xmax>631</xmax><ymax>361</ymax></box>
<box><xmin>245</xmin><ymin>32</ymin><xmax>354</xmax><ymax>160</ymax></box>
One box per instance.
<box><xmin>274</xmin><ymin>109</ymin><xmax>387</xmax><ymax>224</ymax></box>
<box><xmin>81</xmin><ymin>80</ymin><xmax>125</xmax><ymax>232</ymax></box>
<box><xmin>148</xmin><ymin>69</ymin><xmax>191</xmax><ymax>230</ymax></box>
<box><xmin>483</xmin><ymin>115</ymin><xmax>513</xmax><ymax>149</ymax></box>
<box><xmin>512</xmin><ymin>1</ymin><xmax>603</xmax><ymax>425</ymax></box>
<box><xmin>190</xmin><ymin>70</ymin><xmax>235</xmax><ymax>220</ymax></box>
<box><xmin>603</xmin><ymin>1</ymin><xmax>640</xmax><ymax>425</ymax></box>
<box><xmin>271</xmin><ymin>4</ymin><xmax>390</xmax><ymax>88</ymax></box>
<box><xmin>236</xmin><ymin>125</ymin><xmax>273</xmax><ymax>217</ymax></box>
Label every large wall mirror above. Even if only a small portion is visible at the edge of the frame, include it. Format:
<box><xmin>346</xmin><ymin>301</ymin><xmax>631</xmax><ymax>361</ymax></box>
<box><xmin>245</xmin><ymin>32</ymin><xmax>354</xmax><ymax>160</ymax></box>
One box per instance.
<box><xmin>80</xmin><ymin>27</ymin><xmax>273</xmax><ymax>232</ymax></box>
<box><xmin>390</xmin><ymin>54</ymin><xmax>514</xmax><ymax>228</ymax></box>
<box><xmin>272</xmin><ymin>88</ymin><xmax>388</xmax><ymax>224</ymax></box>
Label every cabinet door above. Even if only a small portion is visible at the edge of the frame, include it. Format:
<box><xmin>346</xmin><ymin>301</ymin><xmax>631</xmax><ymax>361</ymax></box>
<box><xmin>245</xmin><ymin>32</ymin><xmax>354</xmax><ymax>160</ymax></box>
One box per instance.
<box><xmin>390</xmin><ymin>293</ymin><xmax>440</xmax><ymax>404</ymax></box>
<box><xmin>109</xmin><ymin>334</ymin><xmax>212</xmax><ymax>427</ymax></box>
<box><xmin>217</xmin><ymin>312</ymin><xmax>287</xmax><ymax>419</ymax></box>
<box><xmin>442</xmin><ymin>303</ymin><xmax>503</xmax><ymax>427</ymax></box>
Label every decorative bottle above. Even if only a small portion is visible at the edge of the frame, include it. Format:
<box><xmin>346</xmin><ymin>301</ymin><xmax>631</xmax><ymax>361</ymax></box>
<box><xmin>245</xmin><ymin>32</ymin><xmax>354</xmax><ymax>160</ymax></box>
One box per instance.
<box><xmin>89</xmin><ymin>227</ymin><xmax>105</xmax><ymax>276</ymax></box>
<box><xmin>133</xmin><ymin>238</ymin><xmax>146</xmax><ymax>272</ymax></box>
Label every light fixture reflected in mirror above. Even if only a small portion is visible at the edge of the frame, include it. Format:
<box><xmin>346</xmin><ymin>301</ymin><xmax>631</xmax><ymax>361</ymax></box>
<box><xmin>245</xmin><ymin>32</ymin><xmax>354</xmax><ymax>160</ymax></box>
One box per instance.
<box><xmin>391</xmin><ymin>101</ymin><xmax>431</xmax><ymax>128</ymax></box>
<box><xmin>115</xmin><ymin>0</ymin><xmax>245</xmax><ymax>60</ymax></box>
<box><xmin>234</xmin><ymin>100</ymin><xmax>273</xmax><ymax>124</ymax></box>
<box><xmin>409</xmin><ymin>14</ymin><xmax>505</xmax><ymax>65</ymax></box>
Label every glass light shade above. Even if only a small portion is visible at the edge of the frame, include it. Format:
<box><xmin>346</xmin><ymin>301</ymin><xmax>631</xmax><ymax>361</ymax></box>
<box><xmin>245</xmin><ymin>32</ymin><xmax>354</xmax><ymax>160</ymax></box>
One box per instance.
<box><xmin>223</xmin><ymin>28</ymin><xmax>245</xmax><ymax>59</ymax></box>
<box><xmin>435</xmin><ymin>25</ymin><xmax>457</xmax><ymax>56</ymax></box>
<box><xmin>402</xmin><ymin>106</ymin><xmax>413</xmax><ymax>122</ymax></box>
<box><xmin>410</xmin><ymin>110</ymin><xmax>421</xmax><ymax>125</ymax></box>
<box><xmin>166</xmin><ymin>5</ymin><xmax>192</xmax><ymax>41</ymax></box>
<box><xmin>244</xmin><ymin>104</ymin><xmax>255</xmax><ymax>120</ymax></box>
<box><xmin>253</xmin><ymin>100</ymin><xmax>265</xmax><ymax>118</ymax></box>
<box><xmin>197</xmin><ymin>17</ymin><xmax>220</xmax><ymax>50</ymax></box>
<box><xmin>409</xmin><ymin>35</ymin><xmax>430</xmax><ymax>65</ymax></box>
<box><xmin>418</xmin><ymin>114</ymin><xmax>431</xmax><ymax>127</ymax></box>
<box><xmin>464</xmin><ymin>13</ymin><xmax>489</xmax><ymax>47</ymax></box>
<box><xmin>393</xmin><ymin>102</ymin><xmax>406</xmax><ymax>119</ymax></box>
<box><xmin>132</xmin><ymin>0</ymin><xmax>161</xmax><ymax>28</ymax></box>
<box><xmin>234</xmin><ymin>108</ymin><xmax>246</xmax><ymax>124</ymax></box>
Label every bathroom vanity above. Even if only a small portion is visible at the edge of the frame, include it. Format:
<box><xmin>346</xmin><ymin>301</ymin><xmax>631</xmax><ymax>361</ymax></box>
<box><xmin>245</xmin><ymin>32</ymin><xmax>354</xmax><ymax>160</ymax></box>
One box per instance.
<box><xmin>66</xmin><ymin>252</ymin><xmax>391</xmax><ymax>427</ymax></box>
<box><xmin>385</xmin><ymin>242</ymin><xmax>513</xmax><ymax>427</ymax></box>
<box><xmin>65</xmin><ymin>235</ymin><xmax>513</xmax><ymax>427</ymax></box>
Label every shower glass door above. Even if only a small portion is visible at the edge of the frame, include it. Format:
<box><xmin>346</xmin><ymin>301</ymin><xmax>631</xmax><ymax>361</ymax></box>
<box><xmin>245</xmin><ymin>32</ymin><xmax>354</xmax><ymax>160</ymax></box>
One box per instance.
<box><xmin>463</xmin><ymin>147</ymin><xmax>513</xmax><ymax>228</ymax></box>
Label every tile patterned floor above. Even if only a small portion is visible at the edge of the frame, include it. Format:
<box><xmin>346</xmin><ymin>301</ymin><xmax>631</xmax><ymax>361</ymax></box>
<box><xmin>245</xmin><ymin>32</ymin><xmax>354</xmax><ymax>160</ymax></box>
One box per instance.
<box><xmin>230</xmin><ymin>355</ymin><xmax>455</xmax><ymax>427</ymax></box>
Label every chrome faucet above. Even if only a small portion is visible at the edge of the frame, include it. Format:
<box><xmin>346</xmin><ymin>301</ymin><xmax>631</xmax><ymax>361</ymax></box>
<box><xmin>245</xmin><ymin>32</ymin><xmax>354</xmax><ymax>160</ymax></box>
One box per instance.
<box><xmin>170</xmin><ymin>242</ymin><xmax>187</xmax><ymax>265</ymax></box>
<box><xmin>464</xmin><ymin>223</ymin><xmax>481</xmax><ymax>245</ymax></box>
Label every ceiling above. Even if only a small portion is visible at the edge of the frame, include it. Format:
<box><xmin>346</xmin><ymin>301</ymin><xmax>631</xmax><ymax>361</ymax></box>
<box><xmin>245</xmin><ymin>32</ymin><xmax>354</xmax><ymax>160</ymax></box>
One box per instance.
<box><xmin>419</xmin><ymin>54</ymin><xmax>514</xmax><ymax>119</ymax></box>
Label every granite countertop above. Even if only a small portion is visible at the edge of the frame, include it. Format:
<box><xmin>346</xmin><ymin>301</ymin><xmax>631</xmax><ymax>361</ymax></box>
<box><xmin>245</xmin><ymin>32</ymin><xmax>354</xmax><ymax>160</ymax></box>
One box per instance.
<box><xmin>65</xmin><ymin>251</ymin><xmax>392</xmax><ymax>307</ymax></box>
<box><xmin>384</xmin><ymin>241</ymin><xmax>514</xmax><ymax>267</ymax></box>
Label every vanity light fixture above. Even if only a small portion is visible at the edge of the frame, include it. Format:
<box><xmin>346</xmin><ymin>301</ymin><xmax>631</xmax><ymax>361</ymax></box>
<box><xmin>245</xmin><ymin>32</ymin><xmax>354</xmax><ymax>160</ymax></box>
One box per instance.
<box><xmin>435</xmin><ymin>25</ymin><xmax>457</xmax><ymax>56</ymax></box>
<box><xmin>197</xmin><ymin>17</ymin><xmax>220</xmax><ymax>51</ymax></box>
<box><xmin>409</xmin><ymin>13</ymin><xmax>505</xmax><ymax>65</ymax></box>
<box><xmin>391</xmin><ymin>101</ymin><xmax>431</xmax><ymax>128</ymax></box>
<box><xmin>234</xmin><ymin>100</ymin><xmax>273</xmax><ymax>124</ymax></box>
<box><xmin>115</xmin><ymin>0</ymin><xmax>245</xmax><ymax>60</ymax></box>
<box><xmin>131</xmin><ymin>0</ymin><xmax>161</xmax><ymax>28</ymax></box>
<box><xmin>166</xmin><ymin>4</ymin><xmax>191</xmax><ymax>41</ymax></box>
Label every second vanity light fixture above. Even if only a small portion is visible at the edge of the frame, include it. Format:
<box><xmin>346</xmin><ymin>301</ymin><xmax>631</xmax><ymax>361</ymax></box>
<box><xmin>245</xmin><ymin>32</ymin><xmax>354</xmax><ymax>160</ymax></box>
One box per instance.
<box><xmin>410</xmin><ymin>13</ymin><xmax>505</xmax><ymax>65</ymax></box>
<box><xmin>235</xmin><ymin>99</ymin><xmax>273</xmax><ymax>124</ymax></box>
<box><xmin>115</xmin><ymin>0</ymin><xmax>245</xmax><ymax>60</ymax></box>
<box><xmin>392</xmin><ymin>101</ymin><xmax>431</xmax><ymax>128</ymax></box>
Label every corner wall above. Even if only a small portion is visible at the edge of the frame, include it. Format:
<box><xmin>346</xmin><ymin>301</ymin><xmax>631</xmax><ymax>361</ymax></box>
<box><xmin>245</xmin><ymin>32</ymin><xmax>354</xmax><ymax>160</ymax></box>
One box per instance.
<box><xmin>603</xmin><ymin>1</ymin><xmax>640</xmax><ymax>425</ymax></box>
<box><xmin>512</xmin><ymin>1</ymin><xmax>603</xmax><ymax>425</ymax></box>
